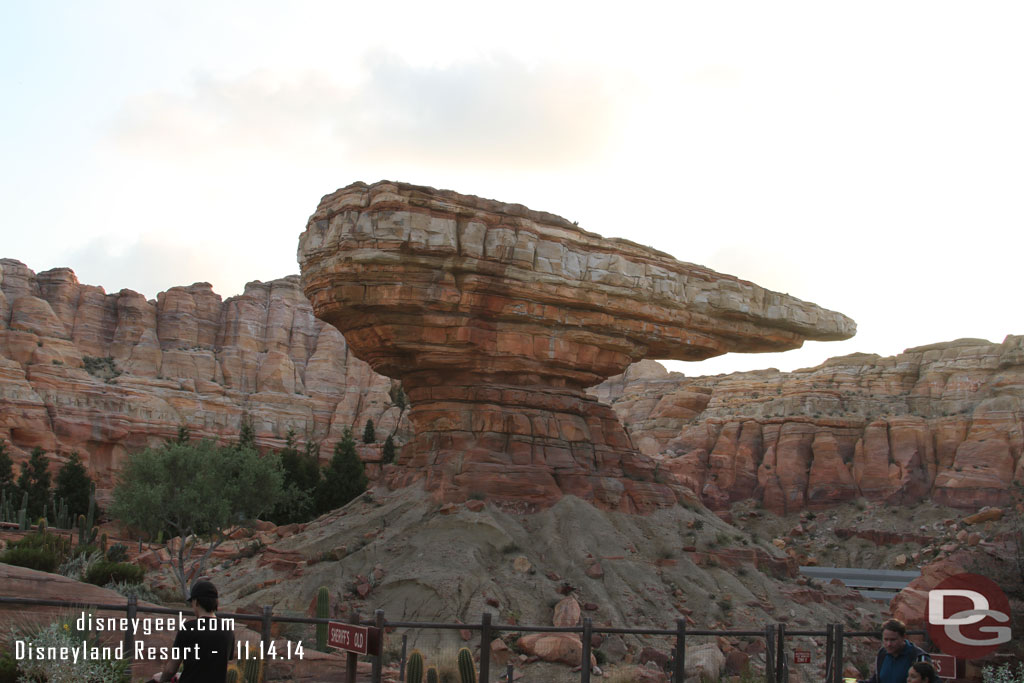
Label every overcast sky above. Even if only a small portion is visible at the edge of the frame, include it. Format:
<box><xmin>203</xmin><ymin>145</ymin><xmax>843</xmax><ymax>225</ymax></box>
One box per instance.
<box><xmin>2</xmin><ymin>2</ymin><xmax>1021</xmax><ymax>376</ymax></box>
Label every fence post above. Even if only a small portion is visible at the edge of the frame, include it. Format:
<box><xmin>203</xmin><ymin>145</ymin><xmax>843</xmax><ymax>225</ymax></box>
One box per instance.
<box><xmin>581</xmin><ymin>617</ymin><xmax>592</xmax><ymax>683</ymax></box>
<box><xmin>261</xmin><ymin>605</ymin><xmax>273</xmax><ymax>647</ymax></box>
<box><xmin>346</xmin><ymin>611</ymin><xmax>360</xmax><ymax>683</ymax></box>
<box><xmin>673</xmin><ymin>618</ymin><xmax>686</xmax><ymax>683</ymax></box>
<box><xmin>775</xmin><ymin>623</ymin><xmax>786</xmax><ymax>683</ymax></box>
<box><xmin>825</xmin><ymin>624</ymin><xmax>834</xmax><ymax>683</ymax></box>
<box><xmin>764</xmin><ymin>624</ymin><xmax>776</xmax><ymax>683</ymax></box>
<box><xmin>480</xmin><ymin>612</ymin><xmax>492</xmax><ymax>683</ymax></box>
<box><xmin>506</xmin><ymin>663</ymin><xmax>513</xmax><ymax>681</ymax></box>
<box><xmin>124</xmin><ymin>594</ymin><xmax>137</xmax><ymax>658</ymax></box>
<box><xmin>834</xmin><ymin>623</ymin><xmax>844</xmax><ymax>683</ymax></box>
<box><xmin>373</xmin><ymin>609</ymin><xmax>385</xmax><ymax>683</ymax></box>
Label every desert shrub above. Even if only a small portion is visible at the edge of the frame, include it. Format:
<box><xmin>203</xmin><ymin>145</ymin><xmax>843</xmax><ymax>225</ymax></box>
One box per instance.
<box><xmin>984</xmin><ymin>663</ymin><xmax>1024</xmax><ymax>683</ymax></box>
<box><xmin>1</xmin><ymin>546</ymin><xmax>60</xmax><ymax>572</ymax></box>
<box><xmin>11</xmin><ymin>618</ymin><xmax>130</xmax><ymax>682</ymax></box>
<box><xmin>84</xmin><ymin>560</ymin><xmax>144</xmax><ymax>586</ymax></box>
<box><xmin>0</xmin><ymin>651</ymin><xmax>19</xmax><ymax>683</ymax></box>
<box><xmin>103</xmin><ymin>580</ymin><xmax>159</xmax><ymax>603</ymax></box>
<box><xmin>106</xmin><ymin>542</ymin><xmax>129</xmax><ymax>562</ymax></box>
<box><xmin>59</xmin><ymin>546</ymin><xmax>105</xmax><ymax>581</ymax></box>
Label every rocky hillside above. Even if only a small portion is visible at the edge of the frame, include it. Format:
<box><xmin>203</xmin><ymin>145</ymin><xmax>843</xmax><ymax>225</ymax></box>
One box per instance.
<box><xmin>591</xmin><ymin>337</ymin><xmax>1024</xmax><ymax>512</ymax></box>
<box><xmin>0</xmin><ymin>258</ymin><xmax>410</xmax><ymax>497</ymax></box>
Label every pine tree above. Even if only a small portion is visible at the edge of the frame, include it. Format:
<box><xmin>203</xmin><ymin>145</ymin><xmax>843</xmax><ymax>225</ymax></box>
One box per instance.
<box><xmin>17</xmin><ymin>447</ymin><xmax>52</xmax><ymax>520</ymax></box>
<box><xmin>363</xmin><ymin>419</ymin><xmax>376</xmax><ymax>444</ymax></box>
<box><xmin>270</xmin><ymin>428</ymin><xmax>322</xmax><ymax>524</ymax></box>
<box><xmin>238</xmin><ymin>417</ymin><xmax>256</xmax><ymax>451</ymax></box>
<box><xmin>316</xmin><ymin>428</ymin><xmax>367</xmax><ymax>514</ymax></box>
<box><xmin>54</xmin><ymin>451</ymin><xmax>95</xmax><ymax>519</ymax></box>
<box><xmin>0</xmin><ymin>440</ymin><xmax>16</xmax><ymax>500</ymax></box>
<box><xmin>382</xmin><ymin>435</ymin><xmax>396</xmax><ymax>465</ymax></box>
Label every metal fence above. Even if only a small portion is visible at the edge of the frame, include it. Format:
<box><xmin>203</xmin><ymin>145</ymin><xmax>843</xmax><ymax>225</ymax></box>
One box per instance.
<box><xmin>0</xmin><ymin>596</ymin><xmax>928</xmax><ymax>682</ymax></box>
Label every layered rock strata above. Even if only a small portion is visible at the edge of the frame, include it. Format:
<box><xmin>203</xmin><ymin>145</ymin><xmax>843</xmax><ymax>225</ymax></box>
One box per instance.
<box><xmin>0</xmin><ymin>258</ymin><xmax>408</xmax><ymax>497</ymax></box>
<box><xmin>298</xmin><ymin>181</ymin><xmax>855</xmax><ymax>510</ymax></box>
<box><xmin>592</xmin><ymin>337</ymin><xmax>1024</xmax><ymax>512</ymax></box>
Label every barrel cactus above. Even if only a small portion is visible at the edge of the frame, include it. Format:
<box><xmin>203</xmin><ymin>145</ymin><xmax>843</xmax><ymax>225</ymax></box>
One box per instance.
<box><xmin>315</xmin><ymin>586</ymin><xmax>329</xmax><ymax>651</ymax></box>
<box><xmin>407</xmin><ymin>650</ymin><xmax>424</xmax><ymax>683</ymax></box>
<box><xmin>426</xmin><ymin>666</ymin><xmax>439</xmax><ymax>683</ymax></box>
<box><xmin>457</xmin><ymin>647</ymin><xmax>477</xmax><ymax>683</ymax></box>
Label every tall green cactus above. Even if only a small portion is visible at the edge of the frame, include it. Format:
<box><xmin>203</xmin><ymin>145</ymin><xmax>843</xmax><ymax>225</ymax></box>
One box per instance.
<box><xmin>406</xmin><ymin>650</ymin><xmax>424</xmax><ymax>683</ymax></box>
<box><xmin>226</xmin><ymin>669</ymin><xmax>239</xmax><ymax>683</ymax></box>
<box><xmin>242</xmin><ymin>655</ymin><xmax>260</xmax><ymax>682</ymax></box>
<box><xmin>315</xmin><ymin>586</ymin><xmax>329</xmax><ymax>651</ymax></box>
<box><xmin>18</xmin><ymin>491</ymin><xmax>28</xmax><ymax>530</ymax></box>
<box><xmin>0</xmin><ymin>489</ymin><xmax>9</xmax><ymax>523</ymax></box>
<box><xmin>426</xmin><ymin>666</ymin><xmax>439</xmax><ymax>683</ymax></box>
<box><xmin>457</xmin><ymin>647</ymin><xmax>477</xmax><ymax>683</ymax></box>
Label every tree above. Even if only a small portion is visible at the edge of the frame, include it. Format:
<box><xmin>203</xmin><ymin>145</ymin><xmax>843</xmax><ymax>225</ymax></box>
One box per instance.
<box><xmin>111</xmin><ymin>440</ymin><xmax>283</xmax><ymax>600</ymax></box>
<box><xmin>0</xmin><ymin>440</ymin><xmax>16</xmax><ymax>501</ymax></box>
<box><xmin>17</xmin><ymin>447</ymin><xmax>51</xmax><ymax>520</ymax></box>
<box><xmin>315</xmin><ymin>428</ymin><xmax>367</xmax><ymax>514</ymax></box>
<box><xmin>238</xmin><ymin>417</ymin><xmax>256</xmax><ymax>451</ymax></box>
<box><xmin>382</xmin><ymin>435</ymin><xmax>396</xmax><ymax>465</ymax></box>
<box><xmin>363</xmin><ymin>419</ymin><xmax>376</xmax><ymax>444</ymax></box>
<box><xmin>269</xmin><ymin>429</ymin><xmax>322</xmax><ymax>525</ymax></box>
<box><xmin>54</xmin><ymin>452</ymin><xmax>95</xmax><ymax>519</ymax></box>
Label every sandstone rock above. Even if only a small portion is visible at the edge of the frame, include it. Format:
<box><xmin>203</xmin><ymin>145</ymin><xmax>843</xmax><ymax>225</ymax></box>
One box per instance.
<box><xmin>516</xmin><ymin>633</ymin><xmax>596</xmax><ymax>667</ymax></box>
<box><xmin>964</xmin><ymin>507</ymin><xmax>1004</xmax><ymax>525</ymax></box>
<box><xmin>592</xmin><ymin>335</ymin><xmax>1024</xmax><ymax>512</ymax></box>
<box><xmin>585</xmin><ymin>562</ymin><xmax>604</xmax><ymax>579</ymax></box>
<box><xmin>552</xmin><ymin>596</ymin><xmax>581</xmax><ymax>627</ymax></box>
<box><xmin>298</xmin><ymin>181</ymin><xmax>853</xmax><ymax>511</ymax></box>
<box><xmin>513</xmin><ymin>555</ymin><xmax>532</xmax><ymax>573</ymax></box>
<box><xmin>0</xmin><ymin>260</ymin><xmax>411</xmax><ymax>499</ymax></box>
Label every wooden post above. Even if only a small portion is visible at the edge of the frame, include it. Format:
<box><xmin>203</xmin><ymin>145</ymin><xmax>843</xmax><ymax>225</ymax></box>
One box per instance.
<box><xmin>346</xmin><ymin>612</ymin><xmax>360</xmax><ymax>683</ymax></box>
<box><xmin>764</xmin><ymin>624</ymin><xmax>776</xmax><ymax>683</ymax></box>
<box><xmin>673</xmin><ymin>618</ymin><xmax>686</xmax><ymax>683</ymax></box>
<box><xmin>124</xmin><ymin>595</ymin><xmax>137</xmax><ymax>659</ymax></box>
<box><xmin>833</xmin><ymin>624</ymin><xmax>844</xmax><ymax>683</ymax></box>
<box><xmin>581</xmin><ymin>618</ymin><xmax>592</xmax><ymax>683</ymax></box>
<box><xmin>372</xmin><ymin>609</ymin><xmax>384</xmax><ymax>683</ymax></box>
<box><xmin>479</xmin><ymin>612</ymin><xmax>492</xmax><ymax>683</ymax></box>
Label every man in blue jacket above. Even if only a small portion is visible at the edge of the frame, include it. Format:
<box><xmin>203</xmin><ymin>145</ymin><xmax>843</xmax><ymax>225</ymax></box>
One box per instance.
<box><xmin>858</xmin><ymin>619</ymin><xmax>932</xmax><ymax>683</ymax></box>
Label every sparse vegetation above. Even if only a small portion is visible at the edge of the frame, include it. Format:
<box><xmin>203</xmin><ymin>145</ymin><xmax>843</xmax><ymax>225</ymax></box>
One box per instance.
<box><xmin>82</xmin><ymin>355</ymin><xmax>121</xmax><ymax>381</ymax></box>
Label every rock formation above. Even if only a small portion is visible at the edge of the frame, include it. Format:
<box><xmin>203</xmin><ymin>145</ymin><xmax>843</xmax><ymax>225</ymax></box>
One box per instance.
<box><xmin>298</xmin><ymin>180</ymin><xmax>855</xmax><ymax>511</ymax></box>
<box><xmin>0</xmin><ymin>258</ymin><xmax>409</xmax><ymax>499</ymax></box>
<box><xmin>591</xmin><ymin>337</ymin><xmax>1024</xmax><ymax>512</ymax></box>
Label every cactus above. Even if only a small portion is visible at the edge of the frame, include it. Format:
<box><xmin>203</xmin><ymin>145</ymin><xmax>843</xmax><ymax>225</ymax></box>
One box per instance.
<box><xmin>85</xmin><ymin>491</ymin><xmax>96</xmax><ymax>533</ymax></box>
<box><xmin>78</xmin><ymin>514</ymin><xmax>87</xmax><ymax>545</ymax></box>
<box><xmin>426</xmin><ymin>666</ymin><xmax>439</xmax><ymax>683</ymax></box>
<box><xmin>100</xmin><ymin>532</ymin><xmax>108</xmax><ymax>553</ymax></box>
<box><xmin>226</xmin><ymin>669</ymin><xmax>239</xmax><ymax>683</ymax></box>
<box><xmin>0</xmin><ymin>489</ymin><xmax>9</xmax><ymax>523</ymax></box>
<box><xmin>457</xmin><ymin>647</ymin><xmax>477</xmax><ymax>683</ymax></box>
<box><xmin>242</xmin><ymin>655</ymin><xmax>260</xmax><ymax>682</ymax></box>
<box><xmin>406</xmin><ymin>650</ymin><xmax>424</xmax><ymax>683</ymax></box>
<box><xmin>315</xmin><ymin>586</ymin><xmax>329</xmax><ymax>651</ymax></box>
<box><xmin>18</xmin><ymin>492</ymin><xmax>29</xmax><ymax>530</ymax></box>
<box><xmin>37</xmin><ymin>517</ymin><xmax>47</xmax><ymax>534</ymax></box>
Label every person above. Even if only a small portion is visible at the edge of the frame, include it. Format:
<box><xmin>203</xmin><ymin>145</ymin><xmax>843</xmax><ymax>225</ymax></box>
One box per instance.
<box><xmin>857</xmin><ymin>619</ymin><xmax>931</xmax><ymax>683</ymax></box>
<box><xmin>907</xmin><ymin>661</ymin><xmax>939</xmax><ymax>683</ymax></box>
<box><xmin>149</xmin><ymin>580</ymin><xmax>234</xmax><ymax>683</ymax></box>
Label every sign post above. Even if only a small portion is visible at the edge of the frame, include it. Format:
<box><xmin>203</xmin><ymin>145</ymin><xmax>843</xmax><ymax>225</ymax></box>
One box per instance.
<box><xmin>930</xmin><ymin>654</ymin><xmax>957</xmax><ymax>679</ymax></box>
<box><xmin>330</xmin><ymin>616</ymin><xmax>383</xmax><ymax>683</ymax></box>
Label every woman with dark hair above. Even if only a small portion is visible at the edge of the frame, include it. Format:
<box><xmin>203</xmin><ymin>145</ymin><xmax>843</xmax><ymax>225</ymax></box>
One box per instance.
<box><xmin>907</xmin><ymin>661</ymin><xmax>938</xmax><ymax>683</ymax></box>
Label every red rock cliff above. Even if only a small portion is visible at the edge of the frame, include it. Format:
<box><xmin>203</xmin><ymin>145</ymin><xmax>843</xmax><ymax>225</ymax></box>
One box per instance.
<box><xmin>591</xmin><ymin>337</ymin><xmax>1024</xmax><ymax>512</ymax></box>
<box><xmin>0</xmin><ymin>258</ymin><xmax>410</xmax><ymax>499</ymax></box>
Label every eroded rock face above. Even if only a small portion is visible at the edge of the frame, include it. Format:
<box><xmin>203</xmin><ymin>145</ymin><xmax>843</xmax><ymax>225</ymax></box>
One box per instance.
<box><xmin>592</xmin><ymin>337</ymin><xmax>1024</xmax><ymax>512</ymax></box>
<box><xmin>298</xmin><ymin>181</ymin><xmax>854</xmax><ymax>510</ymax></box>
<box><xmin>0</xmin><ymin>259</ymin><xmax>410</xmax><ymax>499</ymax></box>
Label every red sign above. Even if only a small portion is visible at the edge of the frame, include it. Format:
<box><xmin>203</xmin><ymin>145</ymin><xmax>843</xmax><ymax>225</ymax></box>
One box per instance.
<box><xmin>793</xmin><ymin>649</ymin><xmax>811</xmax><ymax>664</ymax></box>
<box><xmin>930</xmin><ymin>654</ymin><xmax>957</xmax><ymax>678</ymax></box>
<box><xmin>327</xmin><ymin>622</ymin><xmax>381</xmax><ymax>656</ymax></box>
<box><xmin>926</xmin><ymin>573</ymin><xmax>1011</xmax><ymax>659</ymax></box>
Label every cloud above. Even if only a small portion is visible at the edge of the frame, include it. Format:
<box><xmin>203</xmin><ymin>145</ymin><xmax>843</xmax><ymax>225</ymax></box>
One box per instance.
<box><xmin>107</xmin><ymin>55</ymin><xmax>627</xmax><ymax>170</ymax></box>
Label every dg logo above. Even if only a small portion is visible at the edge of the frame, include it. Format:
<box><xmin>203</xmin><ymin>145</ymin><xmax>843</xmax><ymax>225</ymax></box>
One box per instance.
<box><xmin>927</xmin><ymin>573</ymin><xmax>1011</xmax><ymax>659</ymax></box>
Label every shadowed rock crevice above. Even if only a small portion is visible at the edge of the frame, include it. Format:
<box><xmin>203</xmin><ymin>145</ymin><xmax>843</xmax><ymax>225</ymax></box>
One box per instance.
<box><xmin>299</xmin><ymin>181</ymin><xmax>855</xmax><ymax>510</ymax></box>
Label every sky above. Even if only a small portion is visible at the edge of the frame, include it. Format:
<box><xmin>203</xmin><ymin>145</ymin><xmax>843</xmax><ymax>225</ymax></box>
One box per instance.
<box><xmin>2</xmin><ymin>2</ymin><xmax>1022</xmax><ymax>377</ymax></box>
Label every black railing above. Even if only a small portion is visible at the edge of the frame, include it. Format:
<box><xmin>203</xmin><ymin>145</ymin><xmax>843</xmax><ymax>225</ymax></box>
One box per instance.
<box><xmin>0</xmin><ymin>596</ymin><xmax>929</xmax><ymax>682</ymax></box>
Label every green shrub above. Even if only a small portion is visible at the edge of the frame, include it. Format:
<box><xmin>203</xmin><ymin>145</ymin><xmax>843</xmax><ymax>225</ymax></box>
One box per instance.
<box><xmin>106</xmin><ymin>543</ymin><xmax>128</xmax><ymax>562</ymax></box>
<box><xmin>0</xmin><ymin>546</ymin><xmax>60</xmax><ymax>572</ymax></box>
<box><xmin>84</xmin><ymin>560</ymin><xmax>144</xmax><ymax>586</ymax></box>
<box><xmin>0</xmin><ymin>651</ymin><xmax>19</xmax><ymax>683</ymax></box>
